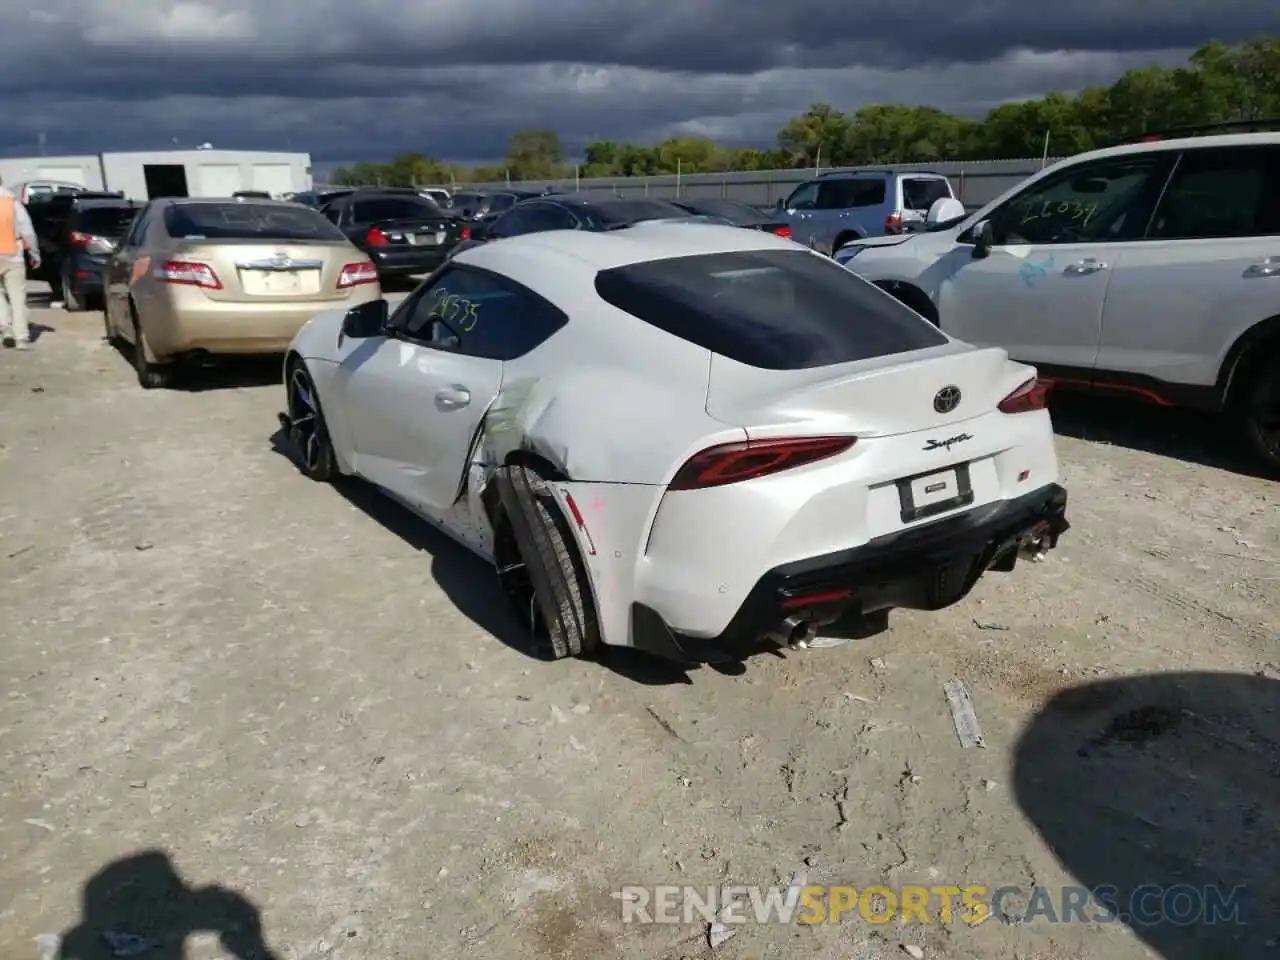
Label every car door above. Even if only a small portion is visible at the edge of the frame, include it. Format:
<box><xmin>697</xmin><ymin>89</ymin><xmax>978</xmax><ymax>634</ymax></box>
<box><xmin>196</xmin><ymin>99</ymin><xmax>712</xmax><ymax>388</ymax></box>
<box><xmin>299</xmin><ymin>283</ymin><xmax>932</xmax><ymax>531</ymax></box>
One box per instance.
<box><xmin>778</xmin><ymin>180</ymin><xmax>820</xmax><ymax>247</ymax></box>
<box><xmin>103</xmin><ymin>203</ymin><xmax>152</xmax><ymax>335</ymax></box>
<box><xmin>934</xmin><ymin>152</ymin><xmax>1173</xmax><ymax>370</ymax></box>
<box><xmin>1094</xmin><ymin>144</ymin><xmax>1280</xmax><ymax>393</ymax></box>
<box><xmin>339</xmin><ymin>264</ymin><xmax>567</xmax><ymax>518</ymax></box>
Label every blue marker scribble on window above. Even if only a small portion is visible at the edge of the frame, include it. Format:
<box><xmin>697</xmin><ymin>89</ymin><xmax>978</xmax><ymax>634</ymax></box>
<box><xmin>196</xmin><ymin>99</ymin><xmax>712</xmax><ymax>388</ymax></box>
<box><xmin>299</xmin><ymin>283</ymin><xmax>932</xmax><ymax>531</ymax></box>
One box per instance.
<box><xmin>1019</xmin><ymin>253</ymin><xmax>1056</xmax><ymax>287</ymax></box>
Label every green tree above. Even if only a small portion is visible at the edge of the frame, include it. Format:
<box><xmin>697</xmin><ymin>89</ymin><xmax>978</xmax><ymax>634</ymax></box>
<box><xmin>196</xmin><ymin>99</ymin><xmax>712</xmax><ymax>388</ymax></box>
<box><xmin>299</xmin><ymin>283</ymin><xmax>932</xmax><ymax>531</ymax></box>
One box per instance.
<box><xmin>777</xmin><ymin>103</ymin><xmax>850</xmax><ymax>167</ymax></box>
<box><xmin>504</xmin><ymin>130</ymin><xmax>566</xmax><ymax>180</ymax></box>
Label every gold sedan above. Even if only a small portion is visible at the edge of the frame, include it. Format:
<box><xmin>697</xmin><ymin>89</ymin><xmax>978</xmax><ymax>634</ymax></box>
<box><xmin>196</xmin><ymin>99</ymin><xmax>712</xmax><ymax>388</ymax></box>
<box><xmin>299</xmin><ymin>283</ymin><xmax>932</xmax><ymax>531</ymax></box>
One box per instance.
<box><xmin>103</xmin><ymin>197</ymin><xmax>382</xmax><ymax>388</ymax></box>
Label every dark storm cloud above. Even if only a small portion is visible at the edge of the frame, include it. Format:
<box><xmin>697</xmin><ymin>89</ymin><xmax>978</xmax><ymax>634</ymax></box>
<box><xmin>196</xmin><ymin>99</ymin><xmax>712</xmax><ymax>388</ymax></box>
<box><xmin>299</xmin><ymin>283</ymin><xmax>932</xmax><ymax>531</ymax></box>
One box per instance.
<box><xmin>2</xmin><ymin>0</ymin><xmax>1277</xmax><ymax>162</ymax></box>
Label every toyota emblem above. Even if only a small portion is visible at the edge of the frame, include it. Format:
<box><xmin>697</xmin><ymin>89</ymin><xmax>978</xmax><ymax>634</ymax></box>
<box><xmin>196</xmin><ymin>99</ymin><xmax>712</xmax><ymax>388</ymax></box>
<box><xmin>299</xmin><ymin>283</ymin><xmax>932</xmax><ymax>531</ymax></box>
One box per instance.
<box><xmin>933</xmin><ymin>385</ymin><xmax>962</xmax><ymax>414</ymax></box>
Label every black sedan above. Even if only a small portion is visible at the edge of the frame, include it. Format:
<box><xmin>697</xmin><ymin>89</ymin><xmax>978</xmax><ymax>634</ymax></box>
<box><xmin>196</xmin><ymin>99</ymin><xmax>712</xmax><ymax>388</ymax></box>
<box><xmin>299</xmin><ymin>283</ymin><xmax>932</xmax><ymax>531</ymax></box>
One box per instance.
<box><xmin>670</xmin><ymin>197</ymin><xmax>793</xmax><ymax>238</ymax></box>
<box><xmin>450</xmin><ymin>194</ymin><xmax>696</xmax><ymax>256</ymax></box>
<box><xmin>319</xmin><ymin>190</ymin><xmax>469</xmax><ymax>280</ymax></box>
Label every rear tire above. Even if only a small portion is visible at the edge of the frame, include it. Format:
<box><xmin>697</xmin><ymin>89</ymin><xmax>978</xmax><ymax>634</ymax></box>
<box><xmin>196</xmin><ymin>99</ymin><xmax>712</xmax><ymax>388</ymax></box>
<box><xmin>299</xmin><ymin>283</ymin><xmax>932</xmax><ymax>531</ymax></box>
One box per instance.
<box><xmin>1240</xmin><ymin>357</ymin><xmax>1280</xmax><ymax>475</ymax></box>
<box><xmin>131</xmin><ymin>306</ymin><xmax>172</xmax><ymax>390</ymax></box>
<box><xmin>494</xmin><ymin>465</ymin><xmax>600</xmax><ymax>660</ymax></box>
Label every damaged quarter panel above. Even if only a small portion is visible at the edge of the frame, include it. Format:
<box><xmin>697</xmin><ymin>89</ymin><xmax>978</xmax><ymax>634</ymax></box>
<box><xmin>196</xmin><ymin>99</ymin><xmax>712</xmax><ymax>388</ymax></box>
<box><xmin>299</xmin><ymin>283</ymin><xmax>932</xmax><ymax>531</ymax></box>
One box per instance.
<box><xmin>459</xmin><ymin>243</ymin><xmax>747</xmax><ymax>648</ymax></box>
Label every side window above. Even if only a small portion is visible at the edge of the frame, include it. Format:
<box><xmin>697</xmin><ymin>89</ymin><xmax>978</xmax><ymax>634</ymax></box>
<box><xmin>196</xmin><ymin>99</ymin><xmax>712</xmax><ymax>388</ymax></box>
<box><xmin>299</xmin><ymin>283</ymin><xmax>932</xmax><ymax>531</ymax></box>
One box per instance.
<box><xmin>783</xmin><ymin>181</ymin><xmax>819</xmax><ymax>211</ymax></box>
<box><xmin>122</xmin><ymin>206</ymin><xmax>152</xmax><ymax>248</ymax></box>
<box><xmin>521</xmin><ymin>204</ymin><xmax>575</xmax><ymax>232</ymax></box>
<box><xmin>817</xmin><ymin>179</ymin><xmax>884</xmax><ymax>209</ymax></box>
<box><xmin>488</xmin><ymin>208</ymin><xmax>530</xmax><ymax>238</ymax></box>
<box><xmin>1147</xmin><ymin>146</ymin><xmax>1280</xmax><ymax>240</ymax></box>
<box><xmin>398</xmin><ymin>268</ymin><xmax>567</xmax><ymax>361</ymax></box>
<box><xmin>990</xmin><ymin>156</ymin><xmax>1168</xmax><ymax>245</ymax></box>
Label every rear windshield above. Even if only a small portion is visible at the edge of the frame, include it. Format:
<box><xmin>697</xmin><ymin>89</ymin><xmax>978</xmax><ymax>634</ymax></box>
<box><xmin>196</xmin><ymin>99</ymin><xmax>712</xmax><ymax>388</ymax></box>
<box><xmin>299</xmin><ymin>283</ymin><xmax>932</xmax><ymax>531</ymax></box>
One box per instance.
<box><xmin>594</xmin><ymin>249</ymin><xmax>947</xmax><ymax>370</ymax></box>
<box><xmin>164</xmin><ymin>203</ymin><xmax>345</xmax><ymax>241</ymax></box>
<box><xmin>585</xmin><ymin>199</ymin><xmax>691</xmax><ymax>227</ymax></box>
<box><xmin>352</xmin><ymin>196</ymin><xmax>445</xmax><ymax>222</ymax></box>
<box><xmin>902</xmin><ymin>178</ymin><xmax>952</xmax><ymax>210</ymax></box>
<box><xmin>487</xmin><ymin>194</ymin><xmax>517</xmax><ymax>212</ymax></box>
<box><xmin>75</xmin><ymin>205</ymin><xmax>140</xmax><ymax>238</ymax></box>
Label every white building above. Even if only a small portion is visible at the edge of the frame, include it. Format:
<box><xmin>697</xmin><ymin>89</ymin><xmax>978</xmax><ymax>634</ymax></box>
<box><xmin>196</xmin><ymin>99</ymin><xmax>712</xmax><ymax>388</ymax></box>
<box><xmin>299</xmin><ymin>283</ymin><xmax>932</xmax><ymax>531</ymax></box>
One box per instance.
<box><xmin>0</xmin><ymin>149</ymin><xmax>313</xmax><ymax>200</ymax></box>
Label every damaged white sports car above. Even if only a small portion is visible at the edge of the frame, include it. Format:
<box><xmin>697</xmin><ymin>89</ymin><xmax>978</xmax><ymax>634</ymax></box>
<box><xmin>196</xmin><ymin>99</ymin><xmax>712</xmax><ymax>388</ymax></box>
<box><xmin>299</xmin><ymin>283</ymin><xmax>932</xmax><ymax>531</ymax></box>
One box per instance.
<box><xmin>280</xmin><ymin>222</ymin><xmax>1069</xmax><ymax>664</ymax></box>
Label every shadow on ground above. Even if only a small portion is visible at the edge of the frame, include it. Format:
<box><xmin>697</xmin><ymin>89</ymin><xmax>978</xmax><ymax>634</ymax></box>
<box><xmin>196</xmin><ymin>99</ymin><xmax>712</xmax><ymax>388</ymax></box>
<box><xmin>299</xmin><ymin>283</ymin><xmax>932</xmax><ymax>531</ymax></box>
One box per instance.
<box><xmin>105</xmin><ymin>339</ymin><xmax>284</xmax><ymax>392</ymax></box>
<box><xmin>267</xmin><ymin>428</ymin><xmax>693</xmax><ymax>686</ymax></box>
<box><xmin>1049</xmin><ymin>393</ymin><xmax>1272</xmax><ymax>480</ymax></box>
<box><xmin>54</xmin><ymin>850</ymin><xmax>280</xmax><ymax>959</ymax></box>
<box><xmin>1013</xmin><ymin>670</ymin><xmax>1279</xmax><ymax>959</ymax></box>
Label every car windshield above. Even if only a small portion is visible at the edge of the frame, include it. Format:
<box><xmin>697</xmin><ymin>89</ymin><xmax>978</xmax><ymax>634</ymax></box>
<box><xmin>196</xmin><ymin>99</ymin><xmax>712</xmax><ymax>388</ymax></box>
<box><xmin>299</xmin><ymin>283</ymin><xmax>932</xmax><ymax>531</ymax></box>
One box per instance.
<box><xmin>164</xmin><ymin>202</ymin><xmax>346</xmax><ymax>241</ymax></box>
<box><xmin>589</xmin><ymin>199</ymin><xmax>692</xmax><ymax>227</ymax></box>
<box><xmin>595</xmin><ymin>248</ymin><xmax>946</xmax><ymax>370</ymax></box>
<box><xmin>75</xmin><ymin>205</ymin><xmax>140</xmax><ymax>238</ymax></box>
<box><xmin>352</xmin><ymin>196</ymin><xmax>446</xmax><ymax>221</ymax></box>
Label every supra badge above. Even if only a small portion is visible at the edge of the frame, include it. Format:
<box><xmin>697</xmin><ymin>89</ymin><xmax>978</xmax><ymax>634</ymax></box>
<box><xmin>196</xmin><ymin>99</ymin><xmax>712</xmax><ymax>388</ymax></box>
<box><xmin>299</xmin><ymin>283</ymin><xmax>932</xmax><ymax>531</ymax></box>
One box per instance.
<box><xmin>923</xmin><ymin>433</ymin><xmax>973</xmax><ymax>452</ymax></box>
<box><xmin>934</xmin><ymin>385</ymin><xmax>962</xmax><ymax>413</ymax></box>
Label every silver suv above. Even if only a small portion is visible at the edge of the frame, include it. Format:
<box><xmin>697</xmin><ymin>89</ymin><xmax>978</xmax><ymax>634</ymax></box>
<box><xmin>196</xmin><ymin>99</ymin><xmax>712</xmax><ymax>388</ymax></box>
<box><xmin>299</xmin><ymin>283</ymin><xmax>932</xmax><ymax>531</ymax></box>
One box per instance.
<box><xmin>774</xmin><ymin>170</ymin><xmax>956</xmax><ymax>255</ymax></box>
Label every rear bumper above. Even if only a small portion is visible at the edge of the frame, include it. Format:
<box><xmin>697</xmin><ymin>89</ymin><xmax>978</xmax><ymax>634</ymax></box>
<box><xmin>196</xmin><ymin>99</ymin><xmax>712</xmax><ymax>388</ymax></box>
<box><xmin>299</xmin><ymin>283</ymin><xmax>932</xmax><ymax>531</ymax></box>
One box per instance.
<box><xmin>630</xmin><ymin>483</ymin><xmax>1069</xmax><ymax>663</ymax></box>
<box><xmin>144</xmin><ymin>287</ymin><xmax>381</xmax><ymax>358</ymax></box>
<box><xmin>370</xmin><ymin>246</ymin><xmax>453</xmax><ymax>276</ymax></box>
<box><xmin>65</xmin><ymin>253</ymin><xmax>109</xmax><ymax>295</ymax></box>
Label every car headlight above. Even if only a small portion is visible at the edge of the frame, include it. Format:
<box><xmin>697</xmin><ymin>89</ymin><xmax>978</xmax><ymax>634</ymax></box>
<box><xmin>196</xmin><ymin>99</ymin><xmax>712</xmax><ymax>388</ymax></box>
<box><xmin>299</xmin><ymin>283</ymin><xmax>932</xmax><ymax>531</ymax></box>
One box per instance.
<box><xmin>834</xmin><ymin>245</ymin><xmax>863</xmax><ymax>264</ymax></box>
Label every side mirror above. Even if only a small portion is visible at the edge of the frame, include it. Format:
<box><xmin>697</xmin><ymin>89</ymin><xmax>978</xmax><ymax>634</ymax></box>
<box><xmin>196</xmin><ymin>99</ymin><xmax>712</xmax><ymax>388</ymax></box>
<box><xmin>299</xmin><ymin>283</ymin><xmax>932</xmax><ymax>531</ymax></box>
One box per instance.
<box><xmin>971</xmin><ymin>220</ymin><xmax>994</xmax><ymax>259</ymax></box>
<box><xmin>341</xmin><ymin>298</ymin><xmax>389</xmax><ymax>338</ymax></box>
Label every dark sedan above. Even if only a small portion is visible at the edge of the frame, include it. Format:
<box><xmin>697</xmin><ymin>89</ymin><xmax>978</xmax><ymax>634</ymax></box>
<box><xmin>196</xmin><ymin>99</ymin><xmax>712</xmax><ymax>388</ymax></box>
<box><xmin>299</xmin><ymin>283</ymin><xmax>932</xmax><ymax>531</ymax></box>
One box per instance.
<box><xmin>450</xmin><ymin>194</ymin><xmax>696</xmax><ymax>256</ymax></box>
<box><xmin>670</xmin><ymin>197</ymin><xmax>793</xmax><ymax>238</ymax></box>
<box><xmin>450</xmin><ymin>189</ymin><xmax>543</xmax><ymax>222</ymax></box>
<box><xmin>319</xmin><ymin>190</ymin><xmax>469</xmax><ymax>280</ymax></box>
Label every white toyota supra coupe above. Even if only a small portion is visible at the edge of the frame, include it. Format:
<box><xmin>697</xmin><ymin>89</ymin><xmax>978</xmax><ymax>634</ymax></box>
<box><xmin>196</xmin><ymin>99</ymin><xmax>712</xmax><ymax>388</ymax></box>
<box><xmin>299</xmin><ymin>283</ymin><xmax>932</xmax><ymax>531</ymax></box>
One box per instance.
<box><xmin>279</xmin><ymin>222</ymin><xmax>1070</xmax><ymax>664</ymax></box>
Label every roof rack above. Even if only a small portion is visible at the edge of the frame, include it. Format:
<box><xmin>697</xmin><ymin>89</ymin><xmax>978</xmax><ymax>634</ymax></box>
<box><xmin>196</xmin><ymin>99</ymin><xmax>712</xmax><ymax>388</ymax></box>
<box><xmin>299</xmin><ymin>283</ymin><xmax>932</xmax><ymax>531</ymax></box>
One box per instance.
<box><xmin>1120</xmin><ymin>117</ymin><xmax>1280</xmax><ymax>144</ymax></box>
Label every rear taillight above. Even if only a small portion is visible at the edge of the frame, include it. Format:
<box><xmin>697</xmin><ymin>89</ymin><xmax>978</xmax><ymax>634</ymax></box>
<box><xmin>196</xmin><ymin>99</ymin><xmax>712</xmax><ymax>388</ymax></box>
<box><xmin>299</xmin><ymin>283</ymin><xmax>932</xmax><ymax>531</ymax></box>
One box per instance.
<box><xmin>772</xmin><ymin>225</ymin><xmax>792</xmax><ymax>238</ymax></box>
<box><xmin>337</xmin><ymin>260</ymin><xmax>378</xmax><ymax>289</ymax></box>
<box><xmin>461</xmin><ymin>224</ymin><xmax>470</xmax><ymax>240</ymax></box>
<box><xmin>885</xmin><ymin>212</ymin><xmax>903</xmax><ymax>233</ymax></box>
<box><xmin>669</xmin><ymin>436</ymin><xmax>856</xmax><ymax>491</ymax></box>
<box><xmin>70</xmin><ymin>232</ymin><xmax>117</xmax><ymax>254</ymax></box>
<box><xmin>366</xmin><ymin>227</ymin><xmax>389</xmax><ymax>246</ymax></box>
<box><xmin>999</xmin><ymin>377</ymin><xmax>1052</xmax><ymax>414</ymax></box>
<box><xmin>157</xmin><ymin>260</ymin><xmax>221</xmax><ymax>289</ymax></box>
<box><xmin>68</xmin><ymin>231</ymin><xmax>91</xmax><ymax>247</ymax></box>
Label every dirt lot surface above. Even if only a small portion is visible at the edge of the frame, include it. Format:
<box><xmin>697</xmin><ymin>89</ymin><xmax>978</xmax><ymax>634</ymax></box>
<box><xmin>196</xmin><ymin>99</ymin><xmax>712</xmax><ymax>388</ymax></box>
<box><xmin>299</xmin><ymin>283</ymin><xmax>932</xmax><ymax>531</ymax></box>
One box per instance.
<box><xmin>1</xmin><ymin>290</ymin><xmax>1277</xmax><ymax>960</ymax></box>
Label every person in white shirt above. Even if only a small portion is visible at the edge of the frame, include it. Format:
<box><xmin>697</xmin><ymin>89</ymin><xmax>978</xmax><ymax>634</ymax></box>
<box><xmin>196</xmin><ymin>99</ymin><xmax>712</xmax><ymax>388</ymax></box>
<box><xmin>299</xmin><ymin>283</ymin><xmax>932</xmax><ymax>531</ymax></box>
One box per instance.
<box><xmin>0</xmin><ymin>174</ymin><xmax>41</xmax><ymax>350</ymax></box>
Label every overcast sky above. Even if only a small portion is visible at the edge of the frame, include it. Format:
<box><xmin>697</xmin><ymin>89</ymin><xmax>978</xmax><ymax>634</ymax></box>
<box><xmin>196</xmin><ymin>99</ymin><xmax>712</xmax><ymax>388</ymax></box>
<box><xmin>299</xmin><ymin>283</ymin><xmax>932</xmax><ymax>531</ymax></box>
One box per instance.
<box><xmin>3</xmin><ymin>1</ymin><xmax>1278</xmax><ymax>168</ymax></box>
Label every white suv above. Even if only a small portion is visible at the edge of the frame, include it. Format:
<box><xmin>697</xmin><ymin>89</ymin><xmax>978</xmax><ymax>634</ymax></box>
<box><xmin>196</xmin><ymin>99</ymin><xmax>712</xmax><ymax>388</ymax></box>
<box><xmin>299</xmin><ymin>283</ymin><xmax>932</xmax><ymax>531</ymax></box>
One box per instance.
<box><xmin>838</xmin><ymin>131</ymin><xmax>1280</xmax><ymax>472</ymax></box>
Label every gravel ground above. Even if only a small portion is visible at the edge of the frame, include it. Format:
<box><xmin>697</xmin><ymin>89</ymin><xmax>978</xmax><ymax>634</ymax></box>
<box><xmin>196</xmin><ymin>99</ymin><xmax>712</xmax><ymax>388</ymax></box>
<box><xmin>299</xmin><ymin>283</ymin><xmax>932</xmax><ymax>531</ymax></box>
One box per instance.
<box><xmin>1</xmin><ymin>291</ymin><xmax>1276</xmax><ymax>960</ymax></box>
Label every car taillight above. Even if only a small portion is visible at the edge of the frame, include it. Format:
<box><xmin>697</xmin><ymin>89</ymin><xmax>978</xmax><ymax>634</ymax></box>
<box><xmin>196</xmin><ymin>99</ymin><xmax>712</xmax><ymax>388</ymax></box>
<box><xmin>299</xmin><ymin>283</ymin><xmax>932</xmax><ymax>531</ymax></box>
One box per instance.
<box><xmin>999</xmin><ymin>377</ymin><xmax>1052</xmax><ymax>414</ymax></box>
<box><xmin>337</xmin><ymin>260</ymin><xmax>378</xmax><ymax>289</ymax></box>
<box><xmin>157</xmin><ymin>260</ymin><xmax>221</xmax><ymax>289</ymax></box>
<box><xmin>885</xmin><ymin>212</ymin><xmax>903</xmax><ymax>233</ymax></box>
<box><xmin>366</xmin><ymin>227</ymin><xmax>389</xmax><ymax>246</ymax></box>
<box><xmin>461</xmin><ymin>224</ymin><xmax>470</xmax><ymax>240</ymax></box>
<box><xmin>668</xmin><ymin>436</ymin><xmax>856</xmax><ymax>491</ymax></box>
<box><xmin>772</xmin><ymin>225</ymin><xmax>792</xmax><ymax>238</ymax></box>
<box><xmin>68</xmin><ymin>231</ymin><xmax>91</xmax><ymax>247</ymax></box>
